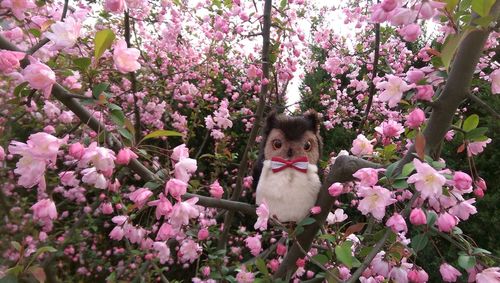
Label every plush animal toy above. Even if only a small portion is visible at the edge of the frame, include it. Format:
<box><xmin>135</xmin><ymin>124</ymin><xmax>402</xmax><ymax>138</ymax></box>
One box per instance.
<box><xmin>253</xmin><ymin>111</ymin><xmax>322</xmax><ymax>223</ymax></box>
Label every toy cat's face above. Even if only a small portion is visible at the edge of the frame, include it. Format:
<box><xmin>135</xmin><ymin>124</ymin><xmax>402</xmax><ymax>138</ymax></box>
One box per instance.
<box><xmin>262</xmin><ymin>110</ymin><xmax>322</xmax><ymax>164</ymax></box>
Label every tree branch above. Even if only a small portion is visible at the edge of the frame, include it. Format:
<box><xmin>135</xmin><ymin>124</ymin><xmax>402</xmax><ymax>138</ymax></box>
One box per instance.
<box><xmin>358</xmin><ymin>22</ymin><xmax>381</xmax><ymax>134</ymax></box>
<box><xmin>218</xmin><ymin>0</ymin><xmax>273</xmax><ymax>249</ymax></box>
<box><xmin>124</xmin><ymin>10</ymin><xmax>142</xmax><ymax>142</ymax></box>
<box><xmin>468</xmin><ymin>93</ymin><xmax>500</xmax><ymax>120</ymax></box>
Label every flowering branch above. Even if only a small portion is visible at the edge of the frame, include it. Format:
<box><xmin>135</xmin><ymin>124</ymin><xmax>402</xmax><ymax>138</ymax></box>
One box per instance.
<box><xmin>218</xmin><ymin>0</ymin><xmax>273</xmax><ymax>249</ymax></box>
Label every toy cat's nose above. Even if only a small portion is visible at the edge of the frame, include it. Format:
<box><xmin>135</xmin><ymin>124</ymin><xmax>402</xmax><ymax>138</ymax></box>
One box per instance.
<box><xmin>287</xmin><ymin>148</ymin><xmax>293</xmax><ymax>158</ymax></box>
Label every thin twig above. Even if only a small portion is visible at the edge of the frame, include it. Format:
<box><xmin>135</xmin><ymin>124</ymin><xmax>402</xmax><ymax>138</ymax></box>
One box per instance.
<box><xmin>468</xmin><ymin>93</ymin><xmax>500</xmax><ymax>120</ymax></box>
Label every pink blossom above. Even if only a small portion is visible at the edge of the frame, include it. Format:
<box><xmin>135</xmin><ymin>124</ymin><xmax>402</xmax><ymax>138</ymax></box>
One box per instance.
<box><xmin>31</xmin><ymin>199</ymin><xmax>57</xmax><ymax>221</ymax></box>
<box><xmin>209</xmin><ymin>180</ymin><xmax>224</xmax><ymax>199</ymax></box>
<box><xmin>436</xmin><ymin>212</ymin><xmax>458</xmax><ymax>233</ymax></box>
<box><xmin>113</xmin><ymin>39</ymin><xmax>140</xmax><ymax>74</ymax></box>
<box><xmin>351</xmin><ymin>134</ymin><xmax>374</xmax><ymax>156</ymax></box>
<box><xmin>254</xmin><ymin>201</ymin><xmax>269</xmax><ymax>231</ymax></box>
<box><xmin>490</xmin><ymin>69</ymin><xmax>500</xmax><ymax>94</ymax></box>
<box><xmin>467</xmin><ymin>139</ymin><xmax>491</xmax><ymax>157</ymax></box>
<box><xmin>276</xmin><ymin>243</ymin><xmax>287</xmax><ymax>256</ymax></box>
<box><xmin>406</xmin><ymin>108</ymin><xmax>425</xmax><ymax>129</ymax></box>
<box><xmin>246</xmin><ymin>65</ymin><xmax>261</xmax><ymax>79</ymax></box>
<box><xmin>104</xmin><ymin>0</ymin><xmax>126</xmax><ymax>13</ymax></box>
<box><xmin>475</xmin><ymin>177</ymin><xmax>487</xmax><ymax>191</ymax></box>
<box><xmin>81</xmin><ymin>167</ymin><xmax>107</xmax><ymax>189</ymax></box>
<box><xmin>80</xmin><ymin>142</ymin><xmax>116</xmax><ymax>172</ymax></box>
<box><xmin>244</xmin><ymin>234</ymin><xmax>262</xmax><ymax>256</ymax></box>
<box><xmin>111</xmin><ymin>215</ymin><xmax>127</xmax><ymax>225</ymax></box>
<box><xmin>408</xmin><ymin>269</ymin><xmax>429</xmax><ymax>283</ymax></box>
<box><xmin>390</xmin><ymin>266</ymin><xmax>409</xmax><ymax>283</ymax></box>
<box><xmin>375</xmin><ymin>120</ymin><xmax>404</xmax><ymax>141</ymax></box>
<box><xmin>449</xmin><ymin>199</ymin><xmax>477</xmax><ymax>221</ymax></box>
<box><xmin>415</xmin><ymin>85</ymin><xmax>434</xmax><ymax>101</ymax></box>
<box><xmin>165</xmin><ymin>178</ymin><xmax>188</xmax><ymax>199</ymax></box>
<box><xmin>170</xmin><ymin>197</ymin><xmax>199</xmax><ymax>229</ymax></box>
<box><xmin>198</xmin><ymin>228</ymin><xmax>209</xmax><ymax>240</ymax></box>
<box><xmin>69</xmin><ymin>142</ymin><xmax>85</xmax><ymax>159</ymax></box>
<box><xmin>174</xmin><ymin>157</ymin><xmax>197</xmax><ymax>182</ymax></box>
<box><xmin>310</xmin><ymin>206</ymin><xmax>321</xmax><ymax>214</ymax></box>
<box><xmin>476</xmin><ymin>267</ymin><xmax>500</xmax><ymax>283</ymax></box>
<box><xmin>371</xmin><ymin>251</ymin><xmax>391</xmax><ymax>277</ymax></box>
<box><xmin>109</xmin><ymin>226</ymin><xmax>124</xmax><ymax>241</ymax></box>
<box><xmin>371</xmin><ymin>4</ymin><xmax>389</xmax><ymax>23</ymax></box>
<box><xmin>115</xmin><ymin>148</ymin><xmax>138</xmax><ymax>165</ymax></box>
<box><xmin>101</xmin><ymin>202</ymin><xmax>113</xmax><ymax>214</ymax></box>
<box><xmin>386</xmin><ymin>213</ymin><xmax>407</xmax><ymax>233</ymax></box>
<box><xmin>1</xmin><ymin>0</ymin><xmax>36</xmax><ymax>20</ymax></box>
<box><xmin>0</xmin><ymin>146</ymin><xmax>5</xmax><ymax>161</ymax></box>
<box><xmin>328</xmin><ymin>182</ymin><xmax>344</xmax><ymax>197</ymax></box>
<box><xmin>45</xmin><ymin>17</ymin><xmax>81</xmax><ymax>50</ymax></box>
<box><xmin>153</xmin><ymin>241</ymin><xmax>170</xmax><ymax>264</ymax></box>
<box><xmin>440</xmin><ymin>263</ymin><xmax>461</xmax><ymax>282</ymax></box>
<box><xmin>0</xmin><ymin>50</ymin><xmax>25</xmax><ymax>73</ymax></box>
<box><xmin>156</xmin><ymin>223</ymin><xmax>173</xmax><ymax>241</ymax></box>
<box><xmin>381</xmin><ymin>0</ymin><xmax>398</xmax><ymax>12</ymax></box>
<box><xmin>376</xmin><ymin>75</ymin><xmax>412</xmax><ymax>108</ymax></box>
<box><xmin>22</xmin><ymin>59</ymin><xmax>56</xmax><ymax>98</ymax></box>
<box><xmin>409</xmin><ymin>208</ymin><xmax>427</xmax><ymax>225</ymax></box>
<box><xmin>128</xmin><ymin>188</ymin><xmax>153</xmax><ymax>208</ymax></box>
<box><xmin>147</xmin><ymin>193</ymin><xmax>172</xmax><ymax>219</ymax></box>
<box><xmin>357</xmin><ymin>186</ymin><xmax>396</xmax><ymax>220</ymax></box>
<box><xmin>407</xmin><ymin>159</ymin><xmax>446</xmax><ymax>200</ymax></box>
<box><xmin>236</xmin><ymin>269</ymin><xmax>255</xmax><ymax>283</ymax></box>
<box><xmin>453</xmin><ymin>171</ymin><xmax>472</xmax><ymax>191</ymax></box>
<box><xmin>326</xmin><ymin>208</ymin><xmax>348</xmax><ymax>224</ymax></box>
<box><xmin>399</xmin><ymin>24</ymin><xmax>421</xmax><ymax>42</ymax></box>
<box><xmin>178</xmin><ymin>239</ymin><xmax>201</xmax><ymax>263</ymax></box>
<box><xmin>406</xmin><ymin>69</ymin><xmax>425</xmax><ymax>84</ymax></box>
<box><xmin>390</xmin><ymin>8</ymin><xmax>416</xmax><ymax>26</ymax></box>
<box><xmin>353</xmin><ymin>168</ymin><xmax>380</xmax><ymax>186</ymax></box>
<box><xmin>171</xmin><ymin>144</ymin><xmax>189</xmax><ymax>162</ymax></box>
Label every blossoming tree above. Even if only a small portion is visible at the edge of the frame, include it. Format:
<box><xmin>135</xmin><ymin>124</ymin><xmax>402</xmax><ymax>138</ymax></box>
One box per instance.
<box><xmin>0</xmin><ymin>0</ymin><xmax>499</xmax><ymax>282</ymax></box>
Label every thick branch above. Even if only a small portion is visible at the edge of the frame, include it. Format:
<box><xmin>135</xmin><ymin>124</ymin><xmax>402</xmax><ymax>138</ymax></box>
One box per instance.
<box><xmin>274</xmin><ymin>155</ymin><xmax>381</xmax><ymax>279</ymax></box>
<box><xmin>218</xmin><ymin>0</ymin><xmax>273</xmax><ymax>249</ymax></box>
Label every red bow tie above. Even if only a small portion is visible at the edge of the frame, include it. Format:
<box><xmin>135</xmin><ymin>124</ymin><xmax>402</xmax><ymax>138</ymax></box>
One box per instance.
<box><xmin>270</xmin><ymin>156</ymin><xmax>309</xmax><ymax>173</ymax></box>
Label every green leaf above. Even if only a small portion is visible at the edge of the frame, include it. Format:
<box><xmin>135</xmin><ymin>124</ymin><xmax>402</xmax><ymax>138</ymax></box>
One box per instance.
<box><xmin>466</xmin><ymin>127</ymin><xmax>487</xmax><ymax>140</ymax></box>
<box><xmin>280</xmin><ymin>0</ymin><xmax>287</xmax><ymax>10</ymax></box>
<box><xmin>473</xmin><ymin>15</ymin><xmax>494</xmax><ymax>27</ymax></box>
<box><xmin>73</xmin><ymin>57</ymin><xmax>91</xmax><ymax>71</ymax></box>
<box><xmin>110</xmin><ymin>109</ymin><xmax>125</xmax><ymax>127</ymax></box>
<box><xmin>118</xmin><ymin>128</ymin><xmax>133</xmax><ymax>142</ymax></box>
<box><xmin>401</xmin><ymin>162</ymin><xmax>415</xmax><ymax>177</ymax></box>
<box><xmin>462</xmin><ymin>114</ymin><xmax>479</xmax><ymax>132</ymax></box>
<box><xmin>92</xmin><ymin>83</ymin><xmax>109</xmax><ymax>98</ymax></box>
<box><xmin>14</xmin><ymin>82</ymin><xmax>29</xmax><ymax>97</ymax></box>
<box><xmin>312</xmin><ymin>254</ymin><xmax>329</xmax><ymax>265</ymax></box>
<box><xmin>385</xmin><ymin>162</ymin><xmax>399</xmax><ymax>179</ymax></box>
<box><xmin>426</xmin><ymin>211</ymin><xmax>437</xmax><ymax>227</ymax></box>
<box><xmin>446</xmin><ymin>0</ymin><xmax>459</xmax><ymax>11</ymax></box>
<box><xmin>472</xmin><ymin>248</ymin><xmax>492</xmax><ymax>255</ymax></box>
<box><xmin>297</xmin><ymin>217</ymin><xmax>316</xmax><ymax>227</ymax></box>
<box><xmin>94</xmin><ymin>29</ymin><xmax>116</xmax><ymax>61</ymax></box>
<box><xmin>28</xmin><ymin>28</ymin><xmax>41</xmax><ymax>37</ymax></box>
<box><xmin>440</xmin><ymin>31</ymin><xmax>468</xmax><ymax>71</ymax></box>
<box><xmin>335</xmin><ymin>241</ymin><xmax>353</xmax><ymax>268</ymax></box>
<box><xmin>255</xmin><ymin>258</ymin><xmax>269</xmax><ymax>277</ymax></box>
<box><xmin>0</xmin><ymin>274</ymin><xmax>19</xmax><ymax>283</ymax></box>
<box><xmin>471</xmin><ymin>0</ymin><xmax>495</xmax><ymax>17</ymax></box>
<box><xmin>172</xmin><ymin>0</ymin><xmax>181</xmax><ymax>6</ymax></box>
<box><xmin>411</xmin><ymin>234</ymin><xmax>428</xmax><ymax>252</ymax></box>
<box><xmin>458</xmin><ymin>255</ymin><xmax>476</xmax><ymax>270</ymax></box>
<box><xmin>392</xmin><ymin>179</ymin><xmax>409</xmax><ymax>189</ymax></box>
<box><xmin>212</xmin><ymin>0</ymin><xmax>221</xmax><ymax>8</ymax></box>
<box><xmin>10</xmin><ymin>241</ymin><xmax>21</xmax><ymax>251</ymax></box>
<box><xmin>144</xmin><ymin>181</ymin><xmax>161</xmax><ymax>189</ymax></box>
<box><xmin>141</xmin><ymin>130</ymin><xmax>183</xmax><ymax>142</ymax></box>
<box><xmin>108</xmin><ymin>103</ymin><xmax>122</xmax><ymax>111</ymax></box>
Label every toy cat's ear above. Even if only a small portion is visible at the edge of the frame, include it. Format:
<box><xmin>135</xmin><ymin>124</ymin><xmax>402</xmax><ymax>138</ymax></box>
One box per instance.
<box><xmin>303</xmin><ymin>109</ymin><xmax>320</xmax><ymax>134</ymax></box>
<box><xmin>264</xmin><ymin>111</ymin><xmax>277</xmax><ymax>135</ymax></box>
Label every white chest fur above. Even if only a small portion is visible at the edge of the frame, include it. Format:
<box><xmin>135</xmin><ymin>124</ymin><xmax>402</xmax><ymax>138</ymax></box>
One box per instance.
<box><xmin>256</xmin><ymin>160</ymin><xmax>321</xmax><ymax>223</ymax></box>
